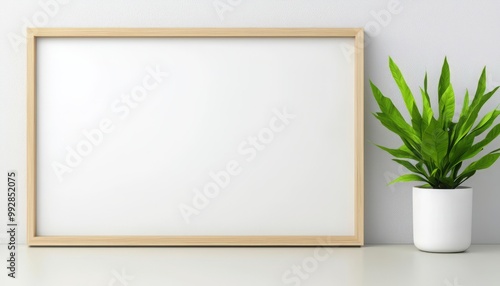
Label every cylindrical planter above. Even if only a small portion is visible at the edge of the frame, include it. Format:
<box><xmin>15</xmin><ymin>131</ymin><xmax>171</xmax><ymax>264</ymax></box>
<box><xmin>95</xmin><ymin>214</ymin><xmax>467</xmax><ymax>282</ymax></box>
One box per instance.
<box><xmin>413</xmin><ymin>187</ymin><xmax>473</xmax><ymax>253</ymax></box>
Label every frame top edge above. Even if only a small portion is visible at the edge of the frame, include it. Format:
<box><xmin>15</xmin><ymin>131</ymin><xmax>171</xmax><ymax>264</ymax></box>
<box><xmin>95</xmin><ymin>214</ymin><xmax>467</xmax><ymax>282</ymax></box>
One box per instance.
<box><xmin>27</xmin><ymin>27</ymin><xmax>364</xmax><ymax>38</ymax></box>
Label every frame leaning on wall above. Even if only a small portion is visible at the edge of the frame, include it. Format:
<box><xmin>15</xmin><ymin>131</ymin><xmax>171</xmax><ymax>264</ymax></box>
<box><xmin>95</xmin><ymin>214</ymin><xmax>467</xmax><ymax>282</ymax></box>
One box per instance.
<box><xmin>27</xmin><ymin>28</ymin><xmax>364</xmax><ymax>246</ymax></box>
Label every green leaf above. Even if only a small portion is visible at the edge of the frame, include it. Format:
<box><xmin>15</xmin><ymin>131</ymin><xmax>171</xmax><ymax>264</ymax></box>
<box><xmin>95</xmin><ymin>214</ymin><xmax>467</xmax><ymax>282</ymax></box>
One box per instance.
<box><xmin>461</xmin><ymin>90</ymin><xmax>470</xmax><ymax>118</ymax></box>
<box><xmin>455</xmin><ymin>171</ymin><xmax>476</xmax><ymax>187</ymax></box>
<box><xmin>374</xmin><ymin>112</ymin><xmax>421</xmax><ymax>148</ymax></box>
<box><xmin>461</xmin><ymin>151</ymin><xmax>500</xmax><ymax>175</ymax></box>
<box><xmin>371</xmin><ymin>82</ymin><xmax>421</xmax><ymax>146</ymax></box>
<box><xmin>376</xmin><ymin>145</ymin><xmax>419</xmax><ymax>160</ymax></box>
<box><xmin>439</xmin><ymin>177</ymin><xmax>456</xmax><ymax>188</ymax></box>
<box><xmin>393</xmin><ymin>159</ymin><xmax>422</xmax><ymax>174</ymax></box>
<box><xmin>424</xmin><ymin>72</ymin><xmax>428</xmax><ymax>94</ymax></box>
<box><xmin>389</xmin><ymin>58</ymin><xmax>422</xmax><ymax>135</ymax></box>
<box><xmin>389</xmin><ymin>174</ymin><xmax>428</xmax><ymax>185</ymax></box>
<box><xmin>438</xmin><ymin>57</ymin><xmax>450</xmax><ymax>100</ymax></box>
<box><xmin>438</xmin><ymin>84</ymin><xmax>455</xmax><ymax>128</ymax></box>
<box><xmin>402</xmin><ymin>138</ymin><xmax>423</xmax><ymax>160</ymax></box>
<box><xmin>469</xmin><ymin>109</ymin><xmax>500</xmax><ymax>138</ymax></box>
<box><xmin>421</xmin><ymin>119</ymin><xmax>449</xmax><ymax>166</ymax></box>
<box><xmin>449</xmin><ymin>134</ymin><xmax>474</xmax><ymax>166</ymax></box>
<box><xmin>456</xmin><ymin>87</ymin><xmax>499</xmax><ymax>142</ymax></box>
<box><xmin>452</xmin><ymin>90</ymin><xmax>471</xmax><ymax>142</ymax></box>
<box><xmin>461</xmin><ymin>123</ymin><xmax>500</xmax><ymax>161</ymax></box>
<box><xmin>430</xmin><ymin>168</ymin><xmax>440</xmax><ymax>177</ymax></box>
<box><xmin>415</xmin><ymin>162</ymin><xmax>427</xmax><ymax>175</ymax></box>
<box><xmin>420</xmin><ymin>87</ymin><xmax>433</xmax><ymax>126</ymax></box>
<box><xmin>452</xmin><ymin>161</ymin><xmax>462</xmax><ymax>179</ymax></box>
<box><xmin>470</xmin><ymin>67</ymin><xmax>487</xmax><ymax>109</ymax></box>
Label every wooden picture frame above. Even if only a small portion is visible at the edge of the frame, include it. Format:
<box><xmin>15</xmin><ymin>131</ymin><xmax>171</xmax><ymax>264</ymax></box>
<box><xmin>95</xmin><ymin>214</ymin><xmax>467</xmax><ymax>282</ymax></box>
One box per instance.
<box><xmin>27</xmin><ymin>28</ymin><xmax>364</xmax><ymax>246</ymax></box>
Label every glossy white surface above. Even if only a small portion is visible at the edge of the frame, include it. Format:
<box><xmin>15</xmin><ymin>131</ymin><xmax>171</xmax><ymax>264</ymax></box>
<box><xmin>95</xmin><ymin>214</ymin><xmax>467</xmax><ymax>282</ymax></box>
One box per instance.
<box><xmin>413</xmin><ymin>187</ymin><xmax>473</xmax><ymax>252</ymax></box>
<box><xmin>1</xmin><ymin>245</ymin><xmax>499</xmax><ymax>285</ymax></box>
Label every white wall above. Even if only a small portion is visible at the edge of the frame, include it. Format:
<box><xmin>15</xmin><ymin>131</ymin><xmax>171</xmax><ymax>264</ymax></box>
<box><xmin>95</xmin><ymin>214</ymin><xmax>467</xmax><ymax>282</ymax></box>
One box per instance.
<box><xmin>1</xmin><ymin>0</ymin><xmax>499</xmax><ymax>244</ymax></box>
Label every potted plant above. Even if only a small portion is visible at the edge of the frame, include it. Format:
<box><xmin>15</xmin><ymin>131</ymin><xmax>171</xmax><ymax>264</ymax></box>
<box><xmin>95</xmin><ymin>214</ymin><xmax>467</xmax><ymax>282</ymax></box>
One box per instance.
<box><xmin>371</xmin><ymin>57</ymin><xmax>500</xmax><ymax>252</ymax></box>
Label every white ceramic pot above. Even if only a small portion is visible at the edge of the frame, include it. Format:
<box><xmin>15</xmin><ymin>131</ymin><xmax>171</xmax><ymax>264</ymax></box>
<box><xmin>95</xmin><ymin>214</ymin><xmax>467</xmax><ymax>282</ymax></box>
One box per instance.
<box><xmin>412</xmin><ymin>186</ymin><xmax>473</xmax><ymax>253</ymax></box>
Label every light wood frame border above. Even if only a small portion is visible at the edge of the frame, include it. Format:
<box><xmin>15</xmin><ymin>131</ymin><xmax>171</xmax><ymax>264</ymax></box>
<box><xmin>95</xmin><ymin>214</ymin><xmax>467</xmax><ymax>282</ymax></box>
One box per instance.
<box><xmin>27</xmin><ymin>28</ymin><xmax>364</xmax><ymax>246</ymax></box>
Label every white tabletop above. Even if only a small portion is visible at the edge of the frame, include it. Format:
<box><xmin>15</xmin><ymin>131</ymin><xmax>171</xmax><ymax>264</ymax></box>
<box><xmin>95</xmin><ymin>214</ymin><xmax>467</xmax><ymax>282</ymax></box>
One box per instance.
<box><xmin>2</xmin><ymin>245</ymin><xmax>498</xmax><ymax>286</ymax></box>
